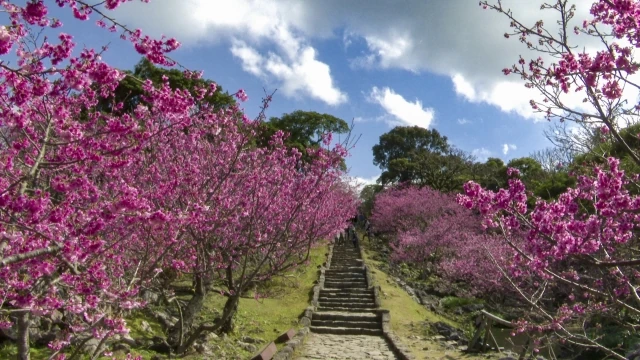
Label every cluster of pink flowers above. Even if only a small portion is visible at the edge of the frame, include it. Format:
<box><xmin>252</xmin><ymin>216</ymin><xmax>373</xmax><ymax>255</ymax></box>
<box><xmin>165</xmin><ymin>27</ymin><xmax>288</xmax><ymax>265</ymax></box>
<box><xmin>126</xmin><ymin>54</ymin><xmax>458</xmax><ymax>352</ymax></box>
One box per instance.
<box><xmin>371</xmin><ymin>185</ymin><xmax>512</xmax><ymax>296</ymax></box>
<box><xmin>458</xmin><ymin>158</ymin><xmax>640</xmax><ymax>356</ymax></box>
<box><xmin>0</xmin><ymin>1</ymin><xmax>356</xmax><ymax>358</ymax></box>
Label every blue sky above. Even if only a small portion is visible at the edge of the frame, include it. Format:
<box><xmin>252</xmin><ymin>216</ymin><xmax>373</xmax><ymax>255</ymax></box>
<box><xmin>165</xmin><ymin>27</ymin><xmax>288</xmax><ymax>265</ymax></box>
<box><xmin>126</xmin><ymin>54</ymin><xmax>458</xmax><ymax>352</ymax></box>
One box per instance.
<box><xmin>41</xmin><ymin>1</ymin><xmax>605</xmax><ymax>185</ymax></box>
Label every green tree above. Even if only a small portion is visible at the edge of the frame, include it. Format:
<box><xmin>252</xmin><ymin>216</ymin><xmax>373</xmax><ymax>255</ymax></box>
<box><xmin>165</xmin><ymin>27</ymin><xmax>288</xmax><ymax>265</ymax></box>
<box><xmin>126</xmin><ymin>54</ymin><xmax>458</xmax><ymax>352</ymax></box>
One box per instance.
<box><xmin>258</xmin><ymin>110</ymin><xmax>350</xmax><ymax>168</ymax></box>
<box><xmin>359</xmin><ymin>183</ymin><xmax>383</xmax><ymax>217</ymax></box>
<box><xmin>506</xmin><ymin>157</ymin><xmax>544</xmax><ymax>190</ymax></box>
<box><xmin>372</xmin><ymin>126</ymin><xmax>472</xmax><ymax>191</ymax></box>
<box><xmin>97</xmin><ymin>58</ymin><xmax>236</xmax><ymax>114</ymax></box>
<box><xmin>261</xmin><ymin>110</ymin><xmax>349</xmax><ymax>149</ymax></box>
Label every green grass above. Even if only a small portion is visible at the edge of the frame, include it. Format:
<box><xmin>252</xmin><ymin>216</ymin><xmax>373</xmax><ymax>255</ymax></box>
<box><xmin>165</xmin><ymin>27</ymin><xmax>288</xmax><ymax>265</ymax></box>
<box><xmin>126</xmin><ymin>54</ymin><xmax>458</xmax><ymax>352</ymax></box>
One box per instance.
<box><xmin>195</xmin><ymin>242</ymin><xmax>328</xmax><ymax>358</ymax></box>
<box><xmin>0</xmin><ymin>242</ymin><xmax>329</xmax><ymax>359</ymax></box>
<box><xmin>440</xmin><ymin>296</ymin><xmax>484</xmax><ymax>310</ymax></box>
<box><xmin>360</xmin><ymin>242</ymin><xmax>495</xmax><ymax>360</ymax></box>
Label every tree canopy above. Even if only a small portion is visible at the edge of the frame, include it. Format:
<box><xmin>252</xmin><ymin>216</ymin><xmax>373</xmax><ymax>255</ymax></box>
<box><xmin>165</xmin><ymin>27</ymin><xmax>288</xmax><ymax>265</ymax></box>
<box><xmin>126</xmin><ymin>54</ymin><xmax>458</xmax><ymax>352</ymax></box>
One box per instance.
<box><xmin>97</xmin><ymin>58</ymin><xmax>236</xmax><ymax>114</ymax></box>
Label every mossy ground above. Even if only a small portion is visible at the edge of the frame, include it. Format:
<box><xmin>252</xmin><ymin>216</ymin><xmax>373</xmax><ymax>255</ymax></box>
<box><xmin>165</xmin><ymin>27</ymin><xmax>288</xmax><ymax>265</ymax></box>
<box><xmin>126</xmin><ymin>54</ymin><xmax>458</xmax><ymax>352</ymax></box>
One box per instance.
<box><xmin>360</xmin><ymin>240</ymin><xmax>500</xmax><ymax>360</ymax></box>
<box><xmin>1</xmin><ymin>242</ymin><xmax>329</xmax><ymax>360</ymax></box>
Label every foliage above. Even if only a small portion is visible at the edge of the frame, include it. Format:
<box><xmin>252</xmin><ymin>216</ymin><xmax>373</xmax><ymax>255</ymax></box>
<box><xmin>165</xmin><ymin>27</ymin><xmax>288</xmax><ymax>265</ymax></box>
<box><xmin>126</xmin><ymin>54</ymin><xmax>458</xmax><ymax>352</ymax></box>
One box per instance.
<box><xmin>0</xmin><ymin>2</ymin><xmax>356</xmax><ymax>359</ymax></box>
<box><xmin>359</xmin><ymin>184</ymin><xmax>383</xmax><ymax>217</ymax></box>
<box><xmin>461</xmin><ymin>1</ymin><xmax>640</xmax><ymax>355</ymax></box>
<box><xmin>373</xmin><ymin>126</ymin><xmax>474</xmax><ymax>191</ymax></box>
<box><xmin>370</xmin><ymin>185</ymin><xmax>512</xmax><ymax>296</ymax></box>
<box><xmin>97</xmin><ymin>58</ymin><xmax>236</xmax><ymax>114</ymax></box>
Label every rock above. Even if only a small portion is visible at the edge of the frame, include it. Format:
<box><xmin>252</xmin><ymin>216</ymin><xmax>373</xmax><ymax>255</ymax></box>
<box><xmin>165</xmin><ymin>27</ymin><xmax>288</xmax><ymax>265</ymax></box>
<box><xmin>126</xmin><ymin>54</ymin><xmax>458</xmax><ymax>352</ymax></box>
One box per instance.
<box><xmin>120</xmin><ymin>334</ymin><xmax>137</xmax><ymax>347</ymax></box>
<box><xmin>149</xmin><ymin>336</ymin><xmax>171</xmax><ymax>354</ymax></box>
<box><xmin>142</xmin><ymin>290</ymin><xmax>161</xmax><ymax>305</ymax></box>
<box><xmin>83</xmin><ymin>338</ymin><xmax>101</xmax><ymax>356</ymax></box>
<box><xmin>299</xmin><ymin>317</ymin><xmax>311</xmax><ymax>327</ymax></box>
<box><xmin>154</xmin><ymin>311</ymin><xmax>178</xmax><ymax>329</ymax></box>
<box><xmin>140</xmin><ymin>320</ymin><xmax>152</xmax><ymax>333</ymax></box>
<box><xmin>194</xmin><ymin>342</ymin><xmax>213</xmax><ymax>354</ymax></box>
<box><xmin>205</xmin><ymin>332</ymin><xmax>219</xmax><ymax>343</ymax></box>
<box><xmin>237</xmin><ymin>341</ymin><xmax>257</xmax><ymax>353</ymax></box>
<box><xmin>113</xmin><ymin>342</ymin><xmax>131</xmax><ymax>353</ymax></box>
<box><xmin>462</xmin><ymin>303</ymin><xmax>485</xmax><ymax>312</ymax></box>
<box><xmin>241</xmin><ymin>335</ymin><xmax>263</xmax><ymax>344</ymax></box>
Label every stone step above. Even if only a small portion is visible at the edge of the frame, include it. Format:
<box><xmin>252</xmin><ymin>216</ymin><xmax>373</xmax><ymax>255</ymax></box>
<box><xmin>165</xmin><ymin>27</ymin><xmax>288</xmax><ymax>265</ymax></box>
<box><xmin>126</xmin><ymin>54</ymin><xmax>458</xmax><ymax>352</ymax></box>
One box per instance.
<box><xmin>312</xmin><ymin>311</ymin><xmax>379</xmax><ymax>321</ymax></box>
<box><xmin>324</xmin><ymin>270</ymin><xmax>364</xmax><ymax>275</ymax></box>
<box><xmin>317</xmin><ymin>306</ymin><xmax>378</xmax><ymax>312</ymax></box>
<box><xmin>323</xmin><ymin>282</ymin><xmax>368</xmax><ymax>289</ymax></box>
<box><xmin>328</xmin><ymin>264</ymin><xmax>362</xmax><ymax>268</ymax></box>
<box><xmin>310</xmin><ymin>326</ymin><xmax>383</xmax><ymax>336</ymax></box>
<box><xmin>323</xmin><ymin>279</ymin><xmax>367</xmax><ymax>284</ymax></box>
<box><xmin>319</xmin><ymin>295</ymin><xmax>375</xmax><ymax>302</ymax></box>
<box><xmin>319</xmin><ymin>293</ymin><xmax>374</xmax><ymax>300</ymax></box>
<box><xmin>320</xmin><ymin>288</ymin><xmax>374</xmax><ymax>295</ymax></box>
<box><xmin>324</xmin><ymin>276</ymin><xmax>367</xmax><ymax>282</ymax></box>
<box><xmin>319</xmin><ymin>300</ymin><xmax>376</xmax><ymax>307</ymax></box>
<box><xmin>311</xmin><ymin>319</ymin><xmax>381</xmax><ymax>329</ymax></box>
<box><xmin>318</xmin><ymin>301</ymin><xmax>375</xmax><ymax>308</ymax></box>
<box><xmin>324</xmin><ymin>274</ymin><xmax>366</xmax><ymax>279</ymax></box>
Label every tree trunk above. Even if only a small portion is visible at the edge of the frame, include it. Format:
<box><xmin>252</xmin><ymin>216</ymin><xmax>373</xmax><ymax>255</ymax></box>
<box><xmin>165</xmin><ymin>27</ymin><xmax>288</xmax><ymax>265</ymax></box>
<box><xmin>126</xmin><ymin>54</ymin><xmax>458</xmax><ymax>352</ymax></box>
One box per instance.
<box><xmin>167</xmin><ymin>274</ymin><xmax>206</xmax><ymax>348</ymax></box>
<box><xmin>16</xmin><ymin>312</ymin><xmax>30</xmax><ymax>360</ymax></box>
<box><xmin>218</xmin><ymin>294</ymin><xmax>239</xmax><ymax>334</ymax></box>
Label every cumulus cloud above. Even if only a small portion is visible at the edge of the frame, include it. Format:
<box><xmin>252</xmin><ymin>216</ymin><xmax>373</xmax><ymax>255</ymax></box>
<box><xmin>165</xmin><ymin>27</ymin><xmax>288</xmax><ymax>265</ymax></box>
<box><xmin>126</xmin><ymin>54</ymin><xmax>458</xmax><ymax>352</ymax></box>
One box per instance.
<box><xmin>111</xmin><ymin>0</ymin><xmax>346</xmax><ymax>106</ymax></box>
<box><xmin>472</xmin><ymin>148</ymin><xmax>492</xmax><ymax>162</ymax></box>
<box><xmin>351</xmin><ymin>174</ymin><xmax>380</xmax><ymax>193</ymax></box>
<box><xmin>230</xmin><ymin>39</ymin><xmax>347</xmax><ymax>105</ymax></box>
<box><xmin>368</xmin><ymin>87</ymin><xmax>434</xmax><ymax>129</ymax></box>
<box><xmin>457</xmin><ymin>118</ymin><xmax>471</xmax><ymax>125</ymax></box>
<box><xmin>502</xmin><ymin>143</ymin><xmax>517</xmax><ymax>155</ymax></box>
<box><xmin>110</xmin><ymin>0</ymin><xmax>635</xmax><ymax>117</ymax></box>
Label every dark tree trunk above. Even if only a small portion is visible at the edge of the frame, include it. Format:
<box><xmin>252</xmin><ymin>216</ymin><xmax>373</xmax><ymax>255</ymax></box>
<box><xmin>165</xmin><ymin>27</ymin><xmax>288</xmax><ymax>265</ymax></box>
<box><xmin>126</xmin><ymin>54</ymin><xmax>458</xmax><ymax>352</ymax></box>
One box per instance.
<box><xmin>16</xmin><ymin>312</ymin><xmax>30</xmax><ymax>360</ymax></box>
<box><xmin>218</xmin><ymin>294</ymin><xmax>240</xmax><ymax>334</ymax></box>
<box><xmin>167</xmin><ymin>274</ymin><xmax>207</xmax><ymax>349</ymax></box>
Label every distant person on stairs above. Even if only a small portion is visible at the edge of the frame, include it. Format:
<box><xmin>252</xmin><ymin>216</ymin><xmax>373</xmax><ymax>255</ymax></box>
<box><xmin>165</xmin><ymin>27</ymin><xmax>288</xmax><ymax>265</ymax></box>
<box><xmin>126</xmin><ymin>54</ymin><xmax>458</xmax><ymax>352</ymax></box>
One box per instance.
<box><xmin>348</xmin><ymin>223</ymin><xmax>359</xmax><ymax>249</ymax></box>
<box><xmin>362</xmin><ymin>219</ymin><xmax>372</xmax><ymax>243</ymax></box>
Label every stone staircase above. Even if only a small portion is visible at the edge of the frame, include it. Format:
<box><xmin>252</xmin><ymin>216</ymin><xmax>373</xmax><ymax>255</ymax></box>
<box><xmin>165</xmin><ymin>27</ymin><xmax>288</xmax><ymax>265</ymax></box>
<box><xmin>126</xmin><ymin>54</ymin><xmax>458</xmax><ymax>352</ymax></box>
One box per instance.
<box><xmin>311</xmin><ymin>245</ymin><xmax>383</xmax><ymax>336</ymax></box>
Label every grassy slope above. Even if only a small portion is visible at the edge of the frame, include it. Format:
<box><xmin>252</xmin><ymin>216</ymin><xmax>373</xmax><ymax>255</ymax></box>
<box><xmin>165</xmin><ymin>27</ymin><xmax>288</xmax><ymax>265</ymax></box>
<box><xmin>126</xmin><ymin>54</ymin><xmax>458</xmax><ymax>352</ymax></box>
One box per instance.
<box><xmin>361</xmin><ymin>243</ymin><xmax>499</xmax><ymax>360</ymax></box>
<box><xmin>0</xmin><ymin>242</ymin><xmax>329</xmax><ymax>360</ymax></box>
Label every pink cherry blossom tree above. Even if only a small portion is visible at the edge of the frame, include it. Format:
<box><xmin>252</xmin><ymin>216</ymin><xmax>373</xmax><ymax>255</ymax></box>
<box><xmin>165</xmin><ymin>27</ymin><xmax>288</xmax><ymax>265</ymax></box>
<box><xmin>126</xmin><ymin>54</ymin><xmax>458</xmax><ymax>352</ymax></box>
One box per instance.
<box><xmin>371</xmin><ymin>185</ymin><xmax>513</xmax><ymax>296</ymax></box>
<box><xmin>0</xmin><ymin>1</ymin><xmax>356</xmax><ymax>359</ymax></box>
<box><xmin>456</xmin><ymin>1</ymin><xmax>640</xmax><ymax>357</ymax></box>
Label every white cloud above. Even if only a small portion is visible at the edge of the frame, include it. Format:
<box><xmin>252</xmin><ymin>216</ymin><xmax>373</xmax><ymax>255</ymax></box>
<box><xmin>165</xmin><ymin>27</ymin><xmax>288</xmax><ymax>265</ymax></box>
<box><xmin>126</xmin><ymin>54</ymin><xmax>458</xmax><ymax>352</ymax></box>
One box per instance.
<box><xmin>111</xmin><ymin>0</ymin><xmax>635</xmax><ymax>118</ymax></box>
<box><xmin>457</xmin><ymin>118</ymin><xmax>471</xmax><ymax>125</ymax></box>
<box><xmin>502</xmin><ymin>143</ymin><xmax>517</xmax><ymax>155</ymax></box>
<box><xmin>112</xmin><ymin>0</ymin><xmax>346</xmax><ymax>106</ymax></box>
<box><xmin>472</xmin><ymin>148</ymin><xmax>492</xmax><ymax>162</ymax></box>
<box><xmin>367</xmin><ymin>87</ymin><xmax>434</xmax><ymax>129</ymax></box>
<box><xmin>350</xmin><ymin>174</ymin><xmax>380</xmax><ymax>193</ymax></box>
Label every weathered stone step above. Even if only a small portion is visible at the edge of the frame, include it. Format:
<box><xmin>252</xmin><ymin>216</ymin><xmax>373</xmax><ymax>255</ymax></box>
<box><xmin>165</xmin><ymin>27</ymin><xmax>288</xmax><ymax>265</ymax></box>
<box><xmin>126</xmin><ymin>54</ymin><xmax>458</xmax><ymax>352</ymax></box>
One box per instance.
<box><xmin>328</xmin><ymin>264</ymin><xmax>362</xmax><ymax>268</ymax></box>
<box><xmin>319</xmin><ymin>300</ymin><xmax>376</xmax><ymax>309</ymax></box>
<box><xmin>324</xmin><ymin>274</ymin><xmax>367</xmax><ymax>280</ymax></box>
<box><xmin>324</xmin><ymin>270</ymin><xmax>364</xmax><ymax>275</ymax></box>
<box><xmin>311</xmin><ymin>311</ymin><xmax>379</xmax><ymax>321</ymax></box>
<box><xmin>318</xmin><ymin>291</ymin><xmax>374</xmax><ymax>300</ymax></box>
<box><xmin>310</xmin><ymin>326</ymin><xmax>383</xmax><ymax>336</ymax></box>
<box><xmin>318</xmin><ymin>294</ymin><xmax>375</xmax><ymax>303</ymax></box>
<box><xmin>323</xmin><ymin>282</ymin><xmax>367</xmax><ymax>289</ymax></box>
<box><xmin>319</xmin><ymin>300</ymin><xmax>375</xmax><ymax>308</ymax></box>
<box><xmin>317</xmin><ymin>306</ymin><xmax>378</xmax><ymax>312</ymax></box>
<box><xmin>320</xmin><ymin>288</ymin><xmax>373</xmax><ymax>295</ymax></box>
<box><xmin>311</xmin><ymin>319</ymin><xmax>381</xmax><ymax>329</ymax></box>
<box><xmin>323</xmin><ymin>278</ymin><xmax>367</xmax><ymax>283</ymax></box>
